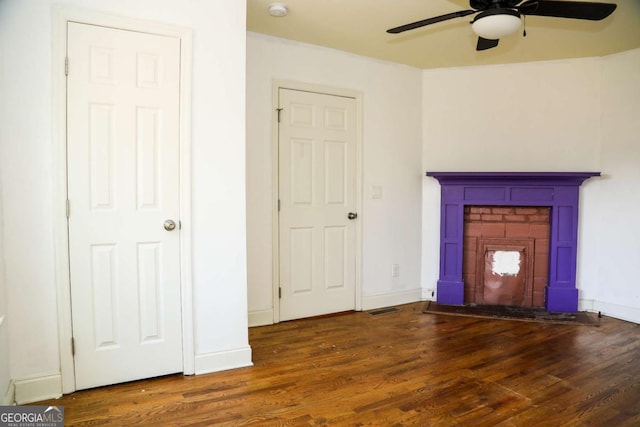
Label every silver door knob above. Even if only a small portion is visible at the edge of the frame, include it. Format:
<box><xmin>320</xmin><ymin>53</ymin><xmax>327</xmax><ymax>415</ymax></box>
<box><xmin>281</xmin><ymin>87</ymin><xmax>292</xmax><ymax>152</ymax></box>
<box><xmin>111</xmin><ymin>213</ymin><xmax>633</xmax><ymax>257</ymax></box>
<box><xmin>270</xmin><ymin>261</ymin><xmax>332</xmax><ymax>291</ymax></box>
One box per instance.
<box><xmin>164</xmin><ymin>219</ymin><xmax>176</xmax><ymax>231</ymax></box>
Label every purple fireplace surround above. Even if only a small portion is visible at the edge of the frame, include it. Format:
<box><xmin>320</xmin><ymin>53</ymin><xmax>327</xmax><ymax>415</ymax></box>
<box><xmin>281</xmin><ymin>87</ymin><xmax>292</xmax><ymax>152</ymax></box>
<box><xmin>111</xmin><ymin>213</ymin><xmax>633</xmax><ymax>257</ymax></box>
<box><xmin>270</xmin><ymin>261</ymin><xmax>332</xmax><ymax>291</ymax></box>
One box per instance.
<box><xmin>426</xmin><ymin>172</ymin><xmax>600</xmax><ymax>312</ymax></box>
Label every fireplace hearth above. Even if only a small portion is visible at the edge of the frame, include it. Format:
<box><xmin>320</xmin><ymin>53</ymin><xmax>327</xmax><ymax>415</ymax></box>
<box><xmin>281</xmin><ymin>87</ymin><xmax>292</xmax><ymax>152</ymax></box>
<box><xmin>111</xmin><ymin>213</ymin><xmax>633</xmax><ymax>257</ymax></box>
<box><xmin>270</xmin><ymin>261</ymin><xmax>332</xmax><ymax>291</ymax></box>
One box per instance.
<box><xmin>426</xmin><ymin>172</ymin><xmax>600</xmax><ymax>312</ymax></box>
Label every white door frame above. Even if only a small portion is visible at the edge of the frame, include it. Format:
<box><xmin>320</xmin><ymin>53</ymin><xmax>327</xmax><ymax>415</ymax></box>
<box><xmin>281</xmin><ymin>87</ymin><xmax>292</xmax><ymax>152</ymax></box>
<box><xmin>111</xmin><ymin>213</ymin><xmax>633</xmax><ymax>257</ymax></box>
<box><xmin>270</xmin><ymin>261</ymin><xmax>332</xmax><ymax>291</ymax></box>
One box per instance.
<box><xmin>52</xmin><ymin>6</ymin><xmax>194</xmax><ymax>394</ymax></box>
<box><xmin>271</xmin><ymin>80</ymin><xmax>363</xmax><ymax>323</ymax></box>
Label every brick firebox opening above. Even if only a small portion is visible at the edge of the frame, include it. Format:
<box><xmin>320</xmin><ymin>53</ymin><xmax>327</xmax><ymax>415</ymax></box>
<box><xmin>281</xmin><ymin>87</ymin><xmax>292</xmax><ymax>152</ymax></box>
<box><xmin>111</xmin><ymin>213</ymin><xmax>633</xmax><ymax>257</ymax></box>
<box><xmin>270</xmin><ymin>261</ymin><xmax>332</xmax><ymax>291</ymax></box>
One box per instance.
<box><xmin>463</xmin><ymin>206</ymin><xmax>550</xmax><ymax>308</ymax></box>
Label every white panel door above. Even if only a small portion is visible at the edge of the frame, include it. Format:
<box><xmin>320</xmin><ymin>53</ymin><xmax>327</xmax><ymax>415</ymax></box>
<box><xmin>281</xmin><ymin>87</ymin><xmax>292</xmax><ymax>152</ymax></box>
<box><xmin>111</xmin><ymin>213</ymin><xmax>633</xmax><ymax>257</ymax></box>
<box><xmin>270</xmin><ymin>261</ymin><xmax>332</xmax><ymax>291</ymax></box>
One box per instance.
<box><xmin>278</xmin><ymin>88</ymin><xmax>357</xmax><ymax>321</ymax></box>
<box><xmin>67</xmin><ymin>22</ymin><xmax>183</xmax><ymax>390</ymax></box>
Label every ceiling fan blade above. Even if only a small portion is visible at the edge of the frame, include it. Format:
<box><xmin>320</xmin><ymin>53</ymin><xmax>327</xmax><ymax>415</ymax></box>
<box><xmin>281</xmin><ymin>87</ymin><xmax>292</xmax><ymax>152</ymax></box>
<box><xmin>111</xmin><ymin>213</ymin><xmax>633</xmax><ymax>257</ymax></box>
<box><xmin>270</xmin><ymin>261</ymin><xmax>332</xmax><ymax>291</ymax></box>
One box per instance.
<box><xmin>387</xmin><ymin>10</ymin><xmax>476</xmax><ymax>34</ymax></box>
<box><xmin>476</xmin><ymin>37</ymin><xmax>499</xmax><ymax>51</ymax></box>
<box><xmin>517</xmin><ymin>0</ymin><xmax>540</xmax><ymax>14</ymax></box>
<box><xmin>520</xmin><ymin>1</ymin><xmax>616</xmax><ymax>20</ymax></box>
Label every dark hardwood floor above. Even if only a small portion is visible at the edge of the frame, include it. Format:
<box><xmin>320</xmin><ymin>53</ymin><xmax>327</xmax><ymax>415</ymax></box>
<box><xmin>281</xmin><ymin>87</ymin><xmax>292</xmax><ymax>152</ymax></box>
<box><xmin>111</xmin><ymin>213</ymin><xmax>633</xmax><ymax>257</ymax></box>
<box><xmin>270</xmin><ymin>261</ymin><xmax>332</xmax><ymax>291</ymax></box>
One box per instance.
<box><xmin>38</xmin><ymin>302</ymin><xmax>640</xmax><ymax>426</ymax></box>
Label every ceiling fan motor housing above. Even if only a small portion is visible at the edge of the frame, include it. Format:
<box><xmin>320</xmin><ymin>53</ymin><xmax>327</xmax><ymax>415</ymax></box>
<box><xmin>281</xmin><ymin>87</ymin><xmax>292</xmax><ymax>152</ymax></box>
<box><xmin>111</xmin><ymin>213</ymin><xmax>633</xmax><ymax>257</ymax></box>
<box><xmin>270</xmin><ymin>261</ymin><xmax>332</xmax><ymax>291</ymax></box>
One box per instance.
<box><xmin>472</xmin><ymin>8</ymin><xmax>522</xmax><ymax>39</ymax></box>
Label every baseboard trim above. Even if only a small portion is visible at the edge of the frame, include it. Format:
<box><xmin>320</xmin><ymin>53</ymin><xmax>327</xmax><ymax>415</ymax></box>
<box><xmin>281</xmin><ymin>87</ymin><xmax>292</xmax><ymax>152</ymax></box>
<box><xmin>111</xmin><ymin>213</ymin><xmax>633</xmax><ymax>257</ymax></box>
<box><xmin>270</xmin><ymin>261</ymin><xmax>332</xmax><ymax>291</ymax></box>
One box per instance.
<box><xmin>249</xmin><ymin>309</ymin><xmax>274</xmax><ymax>327</ymax></box>
<box><xmin>3</xmin><ymin>381</ymin><xmax>15</xmax><ymax>405</ymax></box>
<box><xmin>362</xmin><ymin>288</ymin><xmax>422</xmax><ymax>311</ymax></box>
<box><xmin>421</xmin><ymin>288</ymin><xmax>436</xmax><ymax>302</ymax></box>
<box><xmin>580</xmin><ymin>299</ymin><xmax>640</xmax><ymax>324</ymax></box>
<box><xmin>194</xmin><ymin>346</ymin><xmax>253</xmax><ymax>375</ymax></box>
<box><xmin>13</xmin><ymin>374</ymin><xmax>62</xmax><ymax>405</ymax></box>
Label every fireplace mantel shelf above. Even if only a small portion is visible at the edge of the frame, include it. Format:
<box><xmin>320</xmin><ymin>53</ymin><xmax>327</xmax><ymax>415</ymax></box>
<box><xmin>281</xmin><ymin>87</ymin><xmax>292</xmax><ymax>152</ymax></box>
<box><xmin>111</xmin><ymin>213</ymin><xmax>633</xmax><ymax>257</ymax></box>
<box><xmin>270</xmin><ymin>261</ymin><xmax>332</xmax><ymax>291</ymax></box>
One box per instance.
<box><xmin>426</xmin><ymin>171</ymin><xmax>601</xmax><ymax>312</ymax></box>
<box><xmin>426</xmin><ymin>171</ymin><xmax>600</xmax><ymax>184</ymax></box>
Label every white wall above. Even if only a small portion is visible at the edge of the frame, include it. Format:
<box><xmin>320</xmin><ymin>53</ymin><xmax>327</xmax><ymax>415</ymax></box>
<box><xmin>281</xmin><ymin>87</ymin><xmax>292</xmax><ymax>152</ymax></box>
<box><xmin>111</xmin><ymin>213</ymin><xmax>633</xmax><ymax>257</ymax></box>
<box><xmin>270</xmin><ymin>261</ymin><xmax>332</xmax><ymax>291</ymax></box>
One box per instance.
<box><xmin>585</xmin><ymin>48</ymin><xmax>640</xmax><ymax>321</ymax></box>
<box><xmin>0</xmin><ymin>172</ymin><xmax>10</xmax><ymax>403</ymax></box>
<box><xmin>0</xmin><ymin>0</ymin><xmax>249</xmax><ymax>400</ymax></box>
<box><xmin>422</xmin><ymin>58</ymin><xmax>602</xmax><ymax>172</ymax></box>
<box><xmin>246</xmin><ymin>33</ymin><xmax>423</xmax><ymax>323</ymax></box>
<box><xmin>421</xmin><ymin>51</ymin><xmax>640</xmax><ymax>322</ymax></box>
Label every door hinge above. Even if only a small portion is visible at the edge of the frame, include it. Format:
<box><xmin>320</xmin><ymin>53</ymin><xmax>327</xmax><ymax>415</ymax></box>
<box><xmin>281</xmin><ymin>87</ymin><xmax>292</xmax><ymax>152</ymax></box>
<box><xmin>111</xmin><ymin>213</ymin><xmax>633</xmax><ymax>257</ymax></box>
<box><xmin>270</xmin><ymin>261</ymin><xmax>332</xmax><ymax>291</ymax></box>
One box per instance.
<box><xmin>276</xmin><ymin>108</ymin><xmax>283</xmax><ymax>123</ymax></box>
<box><xmin>278</xmin><ymin>199</ymin><xmax>281</xmax><ymax>212</ymax></box>
<box><xmin>65</xmin><ymin>57</ymin><xmax>69</xmax><ymax>76</ymax></box>
<box><xmin>279</xmin><ymin>287</ymin><xmax>282</xmax><ymax>299</ymax></box>
<box><xmin>179</xmin><ymin>220</ymin><xmax>182</xmax><ymax>230</ymax></box>
<box><xmin>66</xmin><ymin>199</ymin><xmax>70</xmax><ymax>218</ymax></box>
<box><xmin>71</xmin><ymin>337</ymin><xmax>75</xmax><ymax>356</ymax></box>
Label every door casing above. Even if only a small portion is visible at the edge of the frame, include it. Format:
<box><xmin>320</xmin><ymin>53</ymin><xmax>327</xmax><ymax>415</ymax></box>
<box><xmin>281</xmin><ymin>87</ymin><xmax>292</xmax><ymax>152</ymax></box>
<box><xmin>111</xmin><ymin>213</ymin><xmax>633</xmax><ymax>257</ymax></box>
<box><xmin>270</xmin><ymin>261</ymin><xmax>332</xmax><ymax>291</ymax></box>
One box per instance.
<box><xmin>271</xmin><ymin>80</ymin><xmax>363</xmax><ymax>323</ymax></box>
<box><xmin>52</xmin><ymin>6</ymin><xmax>193</xmax><ymax>394</ymax></box>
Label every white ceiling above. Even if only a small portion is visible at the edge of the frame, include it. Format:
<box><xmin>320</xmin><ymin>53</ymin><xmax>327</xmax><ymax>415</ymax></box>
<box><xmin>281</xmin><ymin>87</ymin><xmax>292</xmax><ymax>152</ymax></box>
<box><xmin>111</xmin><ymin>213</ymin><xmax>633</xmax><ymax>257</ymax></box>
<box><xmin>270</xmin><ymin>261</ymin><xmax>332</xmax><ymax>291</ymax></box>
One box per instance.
<box><xmin>246</xmin><ymin>0</ymin><xmax>640</xmax><ymax>69</ymax></box>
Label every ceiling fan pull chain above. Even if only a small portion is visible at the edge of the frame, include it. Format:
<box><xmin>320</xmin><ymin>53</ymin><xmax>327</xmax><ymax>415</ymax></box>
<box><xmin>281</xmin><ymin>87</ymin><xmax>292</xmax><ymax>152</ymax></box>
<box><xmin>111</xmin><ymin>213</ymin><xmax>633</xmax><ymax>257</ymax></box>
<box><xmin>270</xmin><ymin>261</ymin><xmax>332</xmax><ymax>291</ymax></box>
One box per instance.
<box><xmin>523</xmin><ymin>14</ymin><xmax>527</xmax><ymax>37</ymax></box>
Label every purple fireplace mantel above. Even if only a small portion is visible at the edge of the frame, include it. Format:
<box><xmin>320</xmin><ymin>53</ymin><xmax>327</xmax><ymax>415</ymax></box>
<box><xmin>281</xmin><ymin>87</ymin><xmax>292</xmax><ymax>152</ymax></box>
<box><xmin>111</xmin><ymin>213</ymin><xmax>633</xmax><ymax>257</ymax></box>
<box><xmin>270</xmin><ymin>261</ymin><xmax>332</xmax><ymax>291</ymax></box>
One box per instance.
<box><xmin>426</xmin><ymin>172</ymin><xmax>600</xmax><ymax>312</ymax></box>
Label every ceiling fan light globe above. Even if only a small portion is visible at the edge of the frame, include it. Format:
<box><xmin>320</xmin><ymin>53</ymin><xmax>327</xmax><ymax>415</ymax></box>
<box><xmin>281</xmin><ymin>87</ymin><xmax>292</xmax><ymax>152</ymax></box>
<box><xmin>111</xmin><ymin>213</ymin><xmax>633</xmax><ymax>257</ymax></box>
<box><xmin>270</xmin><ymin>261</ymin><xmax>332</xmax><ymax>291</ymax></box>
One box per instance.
<box><xmin>472</xmin><ymin>10</ymin><xmax>521</xmax><ymax>40</ymax></box>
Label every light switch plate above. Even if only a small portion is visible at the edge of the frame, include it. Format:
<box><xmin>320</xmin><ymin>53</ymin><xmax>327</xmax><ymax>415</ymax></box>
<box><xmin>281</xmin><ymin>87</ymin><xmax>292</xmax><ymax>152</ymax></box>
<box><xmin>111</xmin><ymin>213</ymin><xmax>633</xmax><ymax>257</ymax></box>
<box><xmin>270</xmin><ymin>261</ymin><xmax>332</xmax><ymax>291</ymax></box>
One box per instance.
<box><xmin>391</xmin><ymin>264</ymin><xmax>400</xmax><ymax>278</ymax></box>
<box><xmin>371</xmin><ymin>185</ymin><xmax>382</xmax><ymax>199</ymax></box>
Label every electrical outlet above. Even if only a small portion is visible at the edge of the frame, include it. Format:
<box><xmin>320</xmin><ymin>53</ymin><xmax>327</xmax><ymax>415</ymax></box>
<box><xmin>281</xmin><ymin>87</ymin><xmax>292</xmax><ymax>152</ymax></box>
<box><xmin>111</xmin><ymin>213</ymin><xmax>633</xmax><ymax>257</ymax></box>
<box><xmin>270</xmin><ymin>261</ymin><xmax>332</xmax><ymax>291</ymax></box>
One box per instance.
<box><xmin>391</xmin><ymin>264</ymin><xmax>400</xmax><ymax>278</ymax></box>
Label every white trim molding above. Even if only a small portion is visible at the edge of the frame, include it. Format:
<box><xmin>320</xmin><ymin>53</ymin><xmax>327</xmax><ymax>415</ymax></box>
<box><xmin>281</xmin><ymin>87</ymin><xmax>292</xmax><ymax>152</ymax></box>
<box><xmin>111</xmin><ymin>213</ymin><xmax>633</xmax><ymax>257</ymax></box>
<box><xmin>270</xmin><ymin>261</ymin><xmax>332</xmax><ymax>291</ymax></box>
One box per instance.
<box><xmin>13</xmin><ymin>375</ymin><xmax>62</xmax><ymax>405</ymax></box>
<box><xmin>52</xmin><ymin>6</ymin><xmax>194</xmax><ymax>393</ymax></box>
<box><xmin>3</xmin><ymin>381</ymin><xmax>15</xmax><ymax>406</ymax></box>
<box><xmin>579</xmin><ymin>299</ymin><xmax>640</xmax><ymax>324</ymax></box>
<box><xmin>194</xmin><ymin>347</ymin><xmax>253</xmax><ymax>375</ymax></box>
<box><xmin>421</xmin><ymin>288</ymin><xmax>436</xmax><ymax>301</ymax></box>
<box><xmin>248</xmin><ymin>309</ymin><xmax>274</xmax><ymax>327</ymax></box>
<box><xmin>362</xmin><ymin>288</ymin><xmax>423</xmax><ymax>311</ymax></box>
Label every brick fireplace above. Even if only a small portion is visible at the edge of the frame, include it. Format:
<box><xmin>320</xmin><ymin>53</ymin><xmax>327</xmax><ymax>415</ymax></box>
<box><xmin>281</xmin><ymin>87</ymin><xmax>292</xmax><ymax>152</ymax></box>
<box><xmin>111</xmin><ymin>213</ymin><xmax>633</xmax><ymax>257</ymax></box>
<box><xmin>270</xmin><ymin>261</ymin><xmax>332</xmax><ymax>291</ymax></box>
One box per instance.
<box><xmin>463</xmin><ymin>206</ymin><xmax>550</xmax><ymax>308</ymax></box>
<box><xmin>426</xmin><ymin>172</ymin><xmax>600</xmax><ymax>313</ymax></box>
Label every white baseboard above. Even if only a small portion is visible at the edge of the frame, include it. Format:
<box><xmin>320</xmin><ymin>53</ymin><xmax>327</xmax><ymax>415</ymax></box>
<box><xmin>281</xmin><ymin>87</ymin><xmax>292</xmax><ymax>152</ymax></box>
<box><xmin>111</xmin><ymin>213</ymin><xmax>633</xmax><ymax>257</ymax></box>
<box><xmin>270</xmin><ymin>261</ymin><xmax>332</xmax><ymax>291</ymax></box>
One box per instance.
<box><xmin>580</xmin><ymin>299</ymin><xmax>640</xmax><ymax>324</ymax></box>
<box><xmin>249</xmin><ymin>309</ymin><xmax>274</xmax><ymax>327</ymax></box>
<box><xmin>362</xmin><ymin>288</ymin><xmax>422</xmax><ymax>311</ymax></box>
<box><xmin>421</xmin><ymin>288</ymin><xmax>436</xmax><ymax>301</ymax></box>
<box><xmin>579</xmin><ymin>298</ymin><xmax>595</xmax><ymax>312</ymax></box>
<box><xmin>194</xmin><ymin>346</ymin><xmax>253</xmax><ymax>375</ymax></box>
<box><xmin>3</xmin><ymin>381</ymin><xmax>15</xmax><ymax>405</ymax></box>
<box><xmin>250</xmin><ymin>291</ymin><xmax>426</xmax><ymax>325</ymax></box>
<box><xmin>13</xmin><ymin>374</ymin><xmax>62</xmax><ymax>405</ymax></box>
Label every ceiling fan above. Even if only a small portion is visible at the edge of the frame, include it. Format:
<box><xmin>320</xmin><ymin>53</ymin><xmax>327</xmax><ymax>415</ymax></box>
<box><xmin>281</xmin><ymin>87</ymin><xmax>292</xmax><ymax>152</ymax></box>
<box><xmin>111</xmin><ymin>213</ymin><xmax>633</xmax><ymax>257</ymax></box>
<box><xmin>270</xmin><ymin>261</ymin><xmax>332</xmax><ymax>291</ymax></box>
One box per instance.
<box><xmin>386</xmin><ymin>0</ymin><xmax>617</xmax><ymax>51</ymax></box>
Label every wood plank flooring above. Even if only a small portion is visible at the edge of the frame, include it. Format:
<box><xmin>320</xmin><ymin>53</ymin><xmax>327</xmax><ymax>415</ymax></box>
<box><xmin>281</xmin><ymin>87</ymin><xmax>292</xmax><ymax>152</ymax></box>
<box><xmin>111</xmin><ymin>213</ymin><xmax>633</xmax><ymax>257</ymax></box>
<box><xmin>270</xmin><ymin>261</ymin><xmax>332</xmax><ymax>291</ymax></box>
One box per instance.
<box><xmin>38</xmin><ymin>302</ymin><xmax>640</xmax><ymax>426</ymax></box>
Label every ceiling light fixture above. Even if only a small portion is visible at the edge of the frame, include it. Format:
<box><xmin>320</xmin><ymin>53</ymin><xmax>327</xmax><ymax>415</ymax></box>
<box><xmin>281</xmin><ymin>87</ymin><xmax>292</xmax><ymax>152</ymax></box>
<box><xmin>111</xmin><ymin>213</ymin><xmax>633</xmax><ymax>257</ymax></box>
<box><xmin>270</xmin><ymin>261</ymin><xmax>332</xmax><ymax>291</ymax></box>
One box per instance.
<box><xmin>471</xmin><ymin>8</ymin><xmax>521</xmax><ymax>40</ymax></box>
<box><xmin>268</xmin><ymin>3</ymin><xmax>288</xmax><ymax>17</ymax></box>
